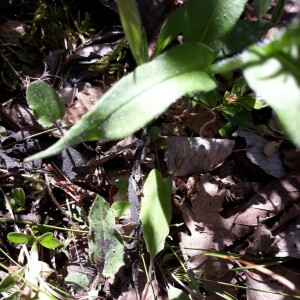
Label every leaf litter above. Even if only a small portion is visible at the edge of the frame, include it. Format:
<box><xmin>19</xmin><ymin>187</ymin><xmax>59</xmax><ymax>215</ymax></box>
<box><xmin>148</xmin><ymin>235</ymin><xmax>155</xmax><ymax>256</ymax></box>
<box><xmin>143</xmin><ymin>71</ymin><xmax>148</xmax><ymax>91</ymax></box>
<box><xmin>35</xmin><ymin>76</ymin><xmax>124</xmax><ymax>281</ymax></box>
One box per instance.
<box><xmin>1</xmin><ymin>1</ymin><xmax>300</xmax><ymax>299</ymax></box>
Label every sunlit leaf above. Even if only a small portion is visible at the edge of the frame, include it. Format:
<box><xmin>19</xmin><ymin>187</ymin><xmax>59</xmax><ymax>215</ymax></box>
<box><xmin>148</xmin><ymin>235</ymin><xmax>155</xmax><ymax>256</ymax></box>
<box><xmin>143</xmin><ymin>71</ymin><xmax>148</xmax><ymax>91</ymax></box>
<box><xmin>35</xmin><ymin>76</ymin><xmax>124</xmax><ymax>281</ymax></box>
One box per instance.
<box><xmin>26</xmin><ymin>81</ymin><xmax>65</xmax><ymax>127</ymax></box>
<box><xmin>117</xmin><ymin>0</ymin><xmax>148</xmax><ymax>65</ymax></box>
<box><xmin>168</xmin><ymin>285</ymin><xmax>189</xmax><ymax>300</ymax></box>
<box><xmin>242</xmin><ymin>18</ymin><xmax>300</xmax><ymax>146</ymax></box>
<box><xmin>141</xmin><ymin>169</ymin><xmax>172</xmax><ymax>260</ymax></box>
<box><xmin>25</xmin><ymin>43</ymin><xmax>216</xmax><ymax>161</ymax></box>
<box><xmin>111</xmin><ymin>201</ymin><xmax>131</xmax><ymax>218</ymax></box>
<box><xmin>7</xmin><ymin>232</ymin><xmax>33</xmax><ymax>245</ymax></box>
<box><xmin>65</xmin><ymin>273</ymin><xmax>89</xmax><ymax>292</ymax></box>
<box><xmin>37</xmin><ymin>232</ymin><xmax>61</xmax><ymax>249</ymax></box>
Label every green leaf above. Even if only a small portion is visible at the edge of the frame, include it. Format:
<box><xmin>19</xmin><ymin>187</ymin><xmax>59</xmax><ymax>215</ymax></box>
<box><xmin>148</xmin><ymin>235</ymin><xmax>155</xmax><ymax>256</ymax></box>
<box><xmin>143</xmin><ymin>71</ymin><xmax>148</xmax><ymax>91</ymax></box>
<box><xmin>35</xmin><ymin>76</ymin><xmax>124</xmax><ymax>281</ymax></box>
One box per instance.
<box><xmin>0</xmin><ymin>273</ymin><xmax>18</xmax><ymax>292</ymax></box>
<box><xmin>37</xmin><ymin>232</ymin><xmax>61</xmax><ymax>249</ymax></box>
<box><xmin>149</xmin><ymin>126</ymin><xmax>162</xmax><ymax>140</ymax></box>
<box><xmin>115</xmin><ymin>178</ymin><xmax>128</xmax><ymax>195</ymax></box>
<box><xmin>196</xmin><ymin>91</ymin><xmax>219</xmax><ymax>108</ymax></box>
<box><xmin>7</xmin><ymin>232</ymin><xmax>33</xmax><ymax>245</ymax></box>
<box><xmin>117</xmin><ymin>0</ymin><xmax>148</xmax><ymax>65</ymax></box>
<box><xmin>223</xmin><ymin>109</ymin><xmax>252</xmax><ymax>128</ymax></box>
<box><xmin>271</xmin><ymin>0</ymin><xmax>286</xmax><ymax>24</ymax></box>
<box><xmin>88</xmin><ymin>195</ymin><xmax>124</xmax><ymax>277</ymax></box>
<box><xmin>111</xmin><ymin>201</ymin><xmax>131</xmax><ymax>218</ymax></box>
<box><xmin>242</xmin><ymin>18</ymin><xmax>300</xmax><ymax>145</ymax></box>
<box><xmin>221</xmin><ymin>103</ymin><xmax>242</xmax><ymax>116</ymax></box>
<box><xmin>254</xmin><ymin>0</ymin><xmax>272</xmax><ymax>19</ymax></box>
<box><xmin>25</xmin><ymin>43</ymin><xmax>216</xmax><ymax>161</ymax></box>
<box><xmin>240</xmin><ymin>94</ymin><xmax>267</xmax><ymax>110</ymax></box>
<box><xmin>154</xmin><ymin>6</ymin><xmax>185</xmax><ymax>57</ymax></box>
<box><xmin>12</xmin><ymin>187</ymin><xmax>26</xmax><ymax>207</ymax></box>
<box><xmin>168</xmin><ymin>285</ymin><xmax>190</xmax><ymax>300</ymax></box>
<box><xmin>65</xmin><ymin>273</ymin><xmax>89</xmax><ymax>292</ymax></box>
<box><xmin>219</xmin><ymin>121</ymin><xmax>235</xmax><ymax>137</ymax></box>
<box><xmin>1</xmin><ymin>291</ymin><xmax>19</xmax><ymax>300</ymax></box>
<box><xmin>26</xmin><ymin>81</ymin><xmax>65</xmax><ymax>127</ymax></box>
<box><xmin>141</xmin><ymin>169</ymin><xmax>172</xmax><ymax>260</ymax></box>
<box><xmin>183</xmin><ymin>0</ymin><xmax>248</xmax><ymax>53</ymax></box>
<box><xmin>231</xmin><ymin>76</ymin><xmax>248</xmax><ymax>98</ymax></box>
<box><xmin>222</xmin><ymin>20</ymin><xmax>274</xmax><ymax>55</ymax></box>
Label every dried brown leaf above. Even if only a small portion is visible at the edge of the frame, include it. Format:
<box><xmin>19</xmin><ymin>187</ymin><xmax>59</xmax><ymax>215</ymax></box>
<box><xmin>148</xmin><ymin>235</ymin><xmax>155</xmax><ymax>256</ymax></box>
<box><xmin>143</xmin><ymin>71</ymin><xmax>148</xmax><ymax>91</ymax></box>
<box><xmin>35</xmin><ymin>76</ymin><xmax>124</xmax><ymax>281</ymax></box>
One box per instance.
<box><xmin>232</xmin><ymin>173</ymin><xmax>300</xmax><ymax>227</ymax></box>
<box><xmin>179</xmin><ymin>175</ymin><xmax>235</xmax><ymax>271</ymax></box>
<box><xmin>233</xmin><ymin>129</ymin><xmax>286</xmax><ymax>178</ymax></box>
<box><xmin>62</xmin><ymin>83</ymin><xmax>104</xmax><ymax>125</ymax></box>
<box><xmin>245</xmin><ymin>224</ymin><xmax>275</xmax><ymax>255</ymax></box>
<box><xmin>246</xmin><ymin>266</ymin><xmax>300</xmax><ymax>300</ymax></box>
<box><xmin>166</xmin><ymin>137</ymin><xmax>234</xmax><ymax>176</ymax></box>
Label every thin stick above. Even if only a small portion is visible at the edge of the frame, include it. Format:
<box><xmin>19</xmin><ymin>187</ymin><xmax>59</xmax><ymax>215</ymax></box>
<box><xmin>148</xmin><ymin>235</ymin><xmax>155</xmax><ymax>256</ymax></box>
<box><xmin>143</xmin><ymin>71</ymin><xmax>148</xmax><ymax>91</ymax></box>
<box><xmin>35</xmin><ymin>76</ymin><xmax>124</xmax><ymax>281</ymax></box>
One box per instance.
<box><xmin>44</xmin><ymin>174</ymin><xmax>74</xmax><ymax>223</ymax></box>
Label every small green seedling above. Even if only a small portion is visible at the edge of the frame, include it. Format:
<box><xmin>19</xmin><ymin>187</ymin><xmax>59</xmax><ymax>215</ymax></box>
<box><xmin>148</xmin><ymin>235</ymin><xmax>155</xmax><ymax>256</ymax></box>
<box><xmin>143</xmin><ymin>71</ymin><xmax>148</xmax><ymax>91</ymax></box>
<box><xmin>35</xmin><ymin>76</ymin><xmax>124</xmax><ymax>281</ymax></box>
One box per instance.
<box><xmin>7</xmin><ymin>230</ymin><xmax>61</xmax><ymax>249</ymax></box>
<box><xmin>9</xmin><ymin>188</ymin><xmax>26</xmax><ymax>212</ymax></box>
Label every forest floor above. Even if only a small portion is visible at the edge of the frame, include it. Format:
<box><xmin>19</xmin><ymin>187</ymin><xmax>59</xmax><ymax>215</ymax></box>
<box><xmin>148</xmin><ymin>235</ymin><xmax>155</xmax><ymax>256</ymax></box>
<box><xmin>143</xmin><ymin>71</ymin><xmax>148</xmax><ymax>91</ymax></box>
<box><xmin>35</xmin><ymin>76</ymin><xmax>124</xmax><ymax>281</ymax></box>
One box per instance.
<box><xmin>1</xmin><ymin>1</ymin><xmax>300</xmax><ymax>299</ymax></box>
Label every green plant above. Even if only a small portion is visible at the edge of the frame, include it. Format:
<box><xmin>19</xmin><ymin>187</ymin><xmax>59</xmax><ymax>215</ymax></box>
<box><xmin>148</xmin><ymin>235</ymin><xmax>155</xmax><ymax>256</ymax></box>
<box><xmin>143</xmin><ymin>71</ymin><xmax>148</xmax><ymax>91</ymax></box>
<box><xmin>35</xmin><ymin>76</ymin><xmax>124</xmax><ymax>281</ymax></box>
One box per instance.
<box><xmin>7</xmin><ymin>229</ymin><xmax>61</xmax><ymax>249</ymax></box>
<box><xmin>26</xmin><ymin>80</ymin><xmax>65</xmax><ymax>134</ymax></box>
<box><xmin>9</xmin><ymin>188</ymin><xmax>26</xmax><ymax>212</ymax></box>
<box><xmin>28</xmin><ymin>0</ymin><xmax>95</xmax><ymax>51</ymax></box>
<box><xmin>25</xmin><ymin>0</ymin><xmax>300</xmax><ymax>162</ymax></box>
<box><xmin>22</xmin><ymin>0</ymin><xmax>300</xmax><ymax>292</ymax></box>
<box><xmin>0</xmin><ymin>243</ymin><xmax>69</xmax><ymax>299</ymax></box>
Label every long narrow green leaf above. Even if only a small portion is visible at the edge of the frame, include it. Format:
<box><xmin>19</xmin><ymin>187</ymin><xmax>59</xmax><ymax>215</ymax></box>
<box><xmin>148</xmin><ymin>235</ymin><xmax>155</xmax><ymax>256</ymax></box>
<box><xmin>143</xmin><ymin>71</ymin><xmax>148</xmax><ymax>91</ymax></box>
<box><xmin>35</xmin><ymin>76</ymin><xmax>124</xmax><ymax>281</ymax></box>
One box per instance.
<box><xmin>141</xmin><ymin>169</ymin><xmax>172</xmax><ymax>260</ymax></box>
<box><xmin>25</xmin><ymin>43</ymin><xmax>216</xmax><ymax>161</ymax></box>
<box><xmin>117</xmin><ymin>0</ymin><xmax>148</xmax><ymax>64</ymax></box>
<box><xmin>183</xmin><ymin>0</ymin><xmax>248</xmax><ymax>53</ymax></box>
<box><xmin>154</xmin><ymin>6</ymin><xmax>186</xmax><ymax>57</ymax></box>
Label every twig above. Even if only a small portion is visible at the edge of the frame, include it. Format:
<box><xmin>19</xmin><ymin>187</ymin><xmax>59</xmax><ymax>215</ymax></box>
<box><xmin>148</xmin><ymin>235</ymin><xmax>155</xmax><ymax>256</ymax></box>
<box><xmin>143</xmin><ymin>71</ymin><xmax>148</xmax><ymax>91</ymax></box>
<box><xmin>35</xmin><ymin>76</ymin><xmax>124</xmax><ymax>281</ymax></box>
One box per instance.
<box><xmin>44</xmin><ymin>173</ymin><xmax>74</xmax><ymax>223</ymax></box>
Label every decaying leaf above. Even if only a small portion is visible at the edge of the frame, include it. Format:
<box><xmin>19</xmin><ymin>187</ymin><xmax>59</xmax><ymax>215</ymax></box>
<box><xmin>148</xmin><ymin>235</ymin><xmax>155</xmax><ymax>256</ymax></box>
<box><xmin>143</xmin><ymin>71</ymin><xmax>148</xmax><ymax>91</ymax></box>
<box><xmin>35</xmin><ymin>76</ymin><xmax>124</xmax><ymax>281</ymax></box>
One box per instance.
<box><xmin>233</xmin><ymin>129</ymin><xmax>286</xmax><ymax>178</ymax></box>
<box><xmin>245</xmin><ymin>224</ymin><xmax>275</xmax><ymax>255</ymax></box>
<box><xmin>244</xmin><ymin>203</ymin><xmax>300</xmax><ymax>259</ymax></box>
<box><xmin>246</xmin><ymin>266</ymin><xmax>300</xmax><ymax>300</ymax></box>
<box><xmin>88</xmin><ymin>195</ymin><xmax>124</xmax><ymax>277</ymax></box>
<box><xmin>179</xmin><ymin>175</ymin><xmax>235</xmax><ymax>273</ymax></box>
<box><xmin>271</xmin><ymin>226</ymin><xmax>300</xmax><ymax>258</ymax></box>
<box><xmin>232</xmin><ymin>172</ymin><xmax>300</xmax><ymax>228</ymax></box>
<box><xmin>61</xmin><ymin>83</ymin><xmax>104</xmax><ymax>125</ymax></box>
<box><xmin>166</xmin><ymin>137</ymin><xmax>234</xmax><ymax>176</ymax></box>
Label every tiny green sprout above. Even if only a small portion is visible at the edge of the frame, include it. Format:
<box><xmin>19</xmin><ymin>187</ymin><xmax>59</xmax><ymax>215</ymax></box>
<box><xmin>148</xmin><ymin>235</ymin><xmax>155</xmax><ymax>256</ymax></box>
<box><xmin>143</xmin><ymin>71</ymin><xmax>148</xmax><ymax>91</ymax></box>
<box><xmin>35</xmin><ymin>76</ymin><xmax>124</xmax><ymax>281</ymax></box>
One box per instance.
<box><xmin>7</xmin><ymin>230</ymin><xmax>61</xmax><ymax>249</ymax></box>
<box><xmin>11</xmin><ymin>188</ymin><xmax>26</xmax><ymax>210</ymax></box>
<box><xmin>22</xmin><ymin>173</ymin><xmax>44</xmax><ymax>192</ymax></box>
